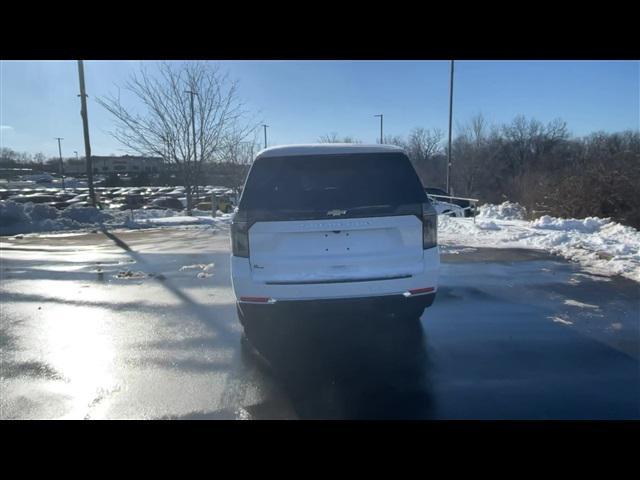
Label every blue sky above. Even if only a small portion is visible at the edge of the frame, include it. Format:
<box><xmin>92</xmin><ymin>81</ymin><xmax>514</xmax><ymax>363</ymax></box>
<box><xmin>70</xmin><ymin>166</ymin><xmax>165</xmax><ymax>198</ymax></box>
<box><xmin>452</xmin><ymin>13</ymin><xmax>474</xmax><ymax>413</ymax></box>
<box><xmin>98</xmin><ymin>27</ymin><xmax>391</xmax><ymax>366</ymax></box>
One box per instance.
<box><xmin>1</xmin><ymin>60</ymin><xmax>638</xmax><ymax>157</ymax></box>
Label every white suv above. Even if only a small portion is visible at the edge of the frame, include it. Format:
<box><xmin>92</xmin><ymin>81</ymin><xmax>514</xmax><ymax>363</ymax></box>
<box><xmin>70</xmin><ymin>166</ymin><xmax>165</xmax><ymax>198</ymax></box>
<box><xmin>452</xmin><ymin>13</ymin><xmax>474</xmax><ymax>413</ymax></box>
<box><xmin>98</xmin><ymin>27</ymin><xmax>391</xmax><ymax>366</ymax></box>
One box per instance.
<box><xmin>231</xmin><ymin>144</ymin><xmax>439</xmax><ymax>333</ymax></box>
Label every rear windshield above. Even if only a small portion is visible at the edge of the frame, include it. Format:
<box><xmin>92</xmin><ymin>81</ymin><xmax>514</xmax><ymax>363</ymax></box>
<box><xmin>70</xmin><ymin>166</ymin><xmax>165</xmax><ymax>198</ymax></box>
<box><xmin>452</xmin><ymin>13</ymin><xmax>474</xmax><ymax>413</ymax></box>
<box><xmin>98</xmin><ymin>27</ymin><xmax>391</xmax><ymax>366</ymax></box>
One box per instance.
<box><xmin>240</xmin><ymin>152</ymin><xmax>426</xmax><ymax>211</ymax></box>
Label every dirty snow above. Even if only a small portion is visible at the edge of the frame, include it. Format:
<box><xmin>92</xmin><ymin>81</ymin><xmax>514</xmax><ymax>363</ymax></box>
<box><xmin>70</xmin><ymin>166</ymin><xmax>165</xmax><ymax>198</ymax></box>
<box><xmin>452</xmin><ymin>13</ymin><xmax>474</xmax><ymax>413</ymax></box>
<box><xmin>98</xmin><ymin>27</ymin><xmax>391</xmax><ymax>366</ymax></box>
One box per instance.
<box><xmin>0</xmin><ymin>200</ymin><xmax>233</xmax><ymax>236</ymax></box>
<box><xmin>563</xmin><ymin>299</ymin><xmax>600</xmax><ymax>310</ymax></box>
<box><xmin>180</xmin><ymin>263</ymin><xmax>215</xmax><ymax>278</ymax></box>
<box><xmin>550</xmin><ymin>316</ymin><xmax>574</xmax><ymax>326</ymax></box>
<box><xmin>439</xmin><ymin>202</ymin><xmax>640</xmax><ymax>282</ymax></box>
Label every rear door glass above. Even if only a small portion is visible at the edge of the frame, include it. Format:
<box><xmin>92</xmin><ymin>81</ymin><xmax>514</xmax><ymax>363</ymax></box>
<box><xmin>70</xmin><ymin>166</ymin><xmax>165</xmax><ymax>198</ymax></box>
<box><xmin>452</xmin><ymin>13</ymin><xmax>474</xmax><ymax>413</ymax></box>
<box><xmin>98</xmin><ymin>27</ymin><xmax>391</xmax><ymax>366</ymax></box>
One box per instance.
<box><xmin>240</xmin><ymin>152</ymin><xmax>427</xmax><ymax>212</ymax></box>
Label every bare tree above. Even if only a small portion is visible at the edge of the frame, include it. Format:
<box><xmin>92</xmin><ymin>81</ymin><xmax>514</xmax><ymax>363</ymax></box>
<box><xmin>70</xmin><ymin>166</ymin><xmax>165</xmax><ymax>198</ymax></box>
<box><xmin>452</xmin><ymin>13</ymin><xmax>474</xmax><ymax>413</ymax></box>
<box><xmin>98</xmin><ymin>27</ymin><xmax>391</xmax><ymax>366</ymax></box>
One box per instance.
<box><xmin>318</xmin><ymin>132</ymin><xmax>340</xmax><ymax>143</ymax></box>
<box><xmin>382</xmin><ymin>134</ymin><xmax>406</xmax><ymax>147</ymax></box>
<box><xmin>97</xmin><ymin>61</ymin><xmax>257</xmax><ymax>214</ymax></box>
<box><xmin>451</xmin><ymin>114</ymin><xmax>502</xmax><ymax>196</ymax></box>
<box><xmin>406</xmin><ymin>127</ymin><xmax>443</xmax><ymax>162</ymax></box>
<box><xmin>217</xmin><ymin>128</ymin><xmax>261</xmax><ymax>165</ymax></box>
<box><xmin>317</xmin><ymin>133</ymin><xmax>361</xmax><ymax>143</ymax></box>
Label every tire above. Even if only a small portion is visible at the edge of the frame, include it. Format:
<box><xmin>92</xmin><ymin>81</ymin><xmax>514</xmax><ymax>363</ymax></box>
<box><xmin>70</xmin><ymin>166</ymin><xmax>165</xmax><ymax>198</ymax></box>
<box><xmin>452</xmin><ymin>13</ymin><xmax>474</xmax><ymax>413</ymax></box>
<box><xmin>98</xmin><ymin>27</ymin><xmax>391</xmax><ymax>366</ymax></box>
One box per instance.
<box><xmin>237</xmin><ymin>303</ymin><xmax>264</xmax><ymax>343</ymax></box>
<box><xmin>404</xmin><ymin>305</ymin><xmax>426</xmax><ymax>321</ymax></box>
<box><xmin>236</xmin><ymin>303</ymin><xmax>246</xmax><ymax>328</ymax></box>
<box><xmin>240</xmin><ymin>332</ymin><xmax>273</xmax><ymax>373</ymax></box>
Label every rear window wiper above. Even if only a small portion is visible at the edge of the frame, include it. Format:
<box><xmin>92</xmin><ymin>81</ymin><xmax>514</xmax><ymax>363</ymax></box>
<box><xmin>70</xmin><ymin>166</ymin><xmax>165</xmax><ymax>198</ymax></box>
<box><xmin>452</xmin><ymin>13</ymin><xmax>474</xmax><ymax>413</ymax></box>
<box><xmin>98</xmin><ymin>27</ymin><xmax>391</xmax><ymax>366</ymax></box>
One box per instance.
<box><xmin>344</xmin><ymin>204</ymin><xmax>392</xmax><ymax>211</ymax></box>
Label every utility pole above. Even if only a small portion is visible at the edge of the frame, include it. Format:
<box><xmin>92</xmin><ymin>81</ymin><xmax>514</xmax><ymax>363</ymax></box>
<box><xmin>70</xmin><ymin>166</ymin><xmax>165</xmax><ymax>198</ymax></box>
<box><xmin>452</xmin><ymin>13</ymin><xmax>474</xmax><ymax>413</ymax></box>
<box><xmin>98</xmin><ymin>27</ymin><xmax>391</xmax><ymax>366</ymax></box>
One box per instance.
<box><xmin>74</xmin><ymin>151</ymin><xmax>79</xmax><ymax>160</ymax></box>
<box><xmin>77</xmin><ymin>60</ymin><xmax>97</xmax><ymax>207</ymax></box>
<box><xmin>374</xmin><ymin>114</ymin><xmax>383</xmax><ymax>144</ymax></box>
<box><xmin>262</xmin><ymin>124</ymin><xmax>269</xmax><ymax>149</ymax></box>
<box><xmin>447</xmin><ymin>60</ymin><xmax>455</xmax><ymax>194</ymax></box>
<box><xmin>185</xmin><ymin>90</ymin><xmax>198</xmax><ymax>215</ymax></box>
<box><xmin>55</xmin><ymin>137</ymin><xmax>65</xmax><ymax>190</ymax></box>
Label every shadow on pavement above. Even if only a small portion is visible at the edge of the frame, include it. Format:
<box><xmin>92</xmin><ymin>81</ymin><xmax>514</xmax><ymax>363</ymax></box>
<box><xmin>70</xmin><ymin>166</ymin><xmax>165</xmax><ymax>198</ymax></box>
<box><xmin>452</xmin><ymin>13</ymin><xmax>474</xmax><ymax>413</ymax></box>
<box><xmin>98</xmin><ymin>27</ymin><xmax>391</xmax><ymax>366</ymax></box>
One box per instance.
<box><xmin>242</xmin><ymin>312</ymin><xmax>436</xmax><ymax>419</ymax></box>
<box><xmin>98</xmin><ymin>226</ymin><xmax>238</xmax><ymax>342</ymax></box>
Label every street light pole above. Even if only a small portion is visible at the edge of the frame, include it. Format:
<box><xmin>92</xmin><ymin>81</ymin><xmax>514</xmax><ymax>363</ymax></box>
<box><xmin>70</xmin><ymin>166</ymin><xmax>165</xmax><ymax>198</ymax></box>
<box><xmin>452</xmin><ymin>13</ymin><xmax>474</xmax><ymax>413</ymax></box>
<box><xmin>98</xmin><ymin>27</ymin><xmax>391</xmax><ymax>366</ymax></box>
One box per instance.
<box><xmin>77</xmin><ymin>60</ymin><xmax>97</xmax><ymax>207</ymax></box>
<box><xmin>447</xmin><ymin>60</ymin><xmax>455</xmax><ymax>194</ymax></box>
<box><xmin>74</xmin><ymin>151</ymin><xmax>79</xmax><ymax>160</ymax></box>
<box><xmin>374</xmin><ymin>114</ymin><xmax>383</xmax><ymax>144</ymax></box>
<box><xmin>55</xmin><ymin>137</ymin><xmax>65</xmax><ymax>190</ymax></box>
<box><xmin>262</xmin><ymin>124</ymin><xmax>269</xmax><ymax>149</ymax></box>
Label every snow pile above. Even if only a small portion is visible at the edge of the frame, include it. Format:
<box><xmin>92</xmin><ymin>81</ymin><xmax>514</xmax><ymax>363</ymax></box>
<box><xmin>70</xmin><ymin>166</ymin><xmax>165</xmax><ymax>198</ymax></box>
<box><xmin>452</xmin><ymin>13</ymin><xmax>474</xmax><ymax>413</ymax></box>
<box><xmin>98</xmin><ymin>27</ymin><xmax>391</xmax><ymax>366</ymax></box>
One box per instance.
<box><xmin>477</xmin><ymin>201</ymin><xmax>526</xmax><ymax>220</ymax></box>
<box><xmin>531</xmin><ymin>215</ymin><xmax>608</xmax><ymax>233</ymax></box>
<box><xmin>0</xmin><ymin>200</ymin><xmax>233</xmax><ymax>236</ymax></box>
<box><xmin>61</xmin><ymin>205</ymin><xmax>113</xmax><ymax>224</ymax></box>
<box><xmin>1</xmin><ymin>201</ymin><xmax>113</xmax><ymax>235</ymax></box>
<box><xmin>126</xmin><ymin>210</ymin><xmax>233</xmax><ymax>228</ymax></box>
<box><xmin>439</xmin><ymin>202</ymin><xmax>640</xmax><ymax>282</ymax></box>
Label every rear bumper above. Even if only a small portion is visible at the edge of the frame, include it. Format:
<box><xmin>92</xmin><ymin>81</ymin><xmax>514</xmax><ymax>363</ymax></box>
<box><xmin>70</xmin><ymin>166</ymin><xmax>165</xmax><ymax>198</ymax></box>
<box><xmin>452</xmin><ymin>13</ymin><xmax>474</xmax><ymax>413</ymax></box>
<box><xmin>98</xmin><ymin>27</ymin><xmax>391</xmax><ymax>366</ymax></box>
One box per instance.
<box><xmin>231</xmin><ymin>247</ymin><xmax>439</xmax><ymax>305</ymax></box>
<box><xmin>237</xmin><ymin>291</ymin><xmax>436</xmax><ymax>319</ymax></box>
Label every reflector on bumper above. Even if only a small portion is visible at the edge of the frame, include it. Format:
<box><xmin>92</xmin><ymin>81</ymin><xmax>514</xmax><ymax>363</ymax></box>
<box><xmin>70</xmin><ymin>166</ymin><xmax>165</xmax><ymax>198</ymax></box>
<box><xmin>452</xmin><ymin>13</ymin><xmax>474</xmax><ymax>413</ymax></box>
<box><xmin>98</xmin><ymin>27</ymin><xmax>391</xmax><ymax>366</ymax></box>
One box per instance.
<box><xmin>239</xmin><ymin>296</ymin><xmax>276</xmax><ymax>304</ymax></box>
<box><xmin>403</xmin><ymin>287</ymin><xmax>435</xmax><ymax>297</ymax></box>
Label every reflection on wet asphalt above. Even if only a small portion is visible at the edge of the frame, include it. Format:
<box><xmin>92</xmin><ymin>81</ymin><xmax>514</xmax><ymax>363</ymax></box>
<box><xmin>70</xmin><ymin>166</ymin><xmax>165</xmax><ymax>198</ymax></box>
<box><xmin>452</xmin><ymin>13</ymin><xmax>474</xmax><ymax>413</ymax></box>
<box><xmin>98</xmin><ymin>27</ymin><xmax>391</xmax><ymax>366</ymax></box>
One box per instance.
<box><xmin>1</xmin><ymin>229</ymin><xmax>638</xmax><ymax>419</ymax></box>
<box><xmin>244</xmin><ymin>313</ymin><xmax>434</xmax><ymax>419</ymax></box>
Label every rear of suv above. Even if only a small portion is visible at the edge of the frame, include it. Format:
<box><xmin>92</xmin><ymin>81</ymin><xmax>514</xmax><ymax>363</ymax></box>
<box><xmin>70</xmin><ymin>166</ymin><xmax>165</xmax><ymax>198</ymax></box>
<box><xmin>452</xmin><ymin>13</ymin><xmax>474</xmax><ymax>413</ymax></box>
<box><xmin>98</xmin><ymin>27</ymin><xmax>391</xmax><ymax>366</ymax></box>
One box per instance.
<box><xmin>231</xmin><ymin>144</ymin><xmax>439</xmax><ymax>332</ymax></box>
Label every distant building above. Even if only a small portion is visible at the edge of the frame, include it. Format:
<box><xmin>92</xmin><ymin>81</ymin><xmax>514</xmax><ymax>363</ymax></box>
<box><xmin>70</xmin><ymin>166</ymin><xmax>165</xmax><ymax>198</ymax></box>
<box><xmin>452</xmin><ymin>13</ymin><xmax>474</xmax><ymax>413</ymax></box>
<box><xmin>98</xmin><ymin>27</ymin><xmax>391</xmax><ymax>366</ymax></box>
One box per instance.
<box><xmin>64</xmin><ymin>155</ymin><xmax>164</xmax><ymax>174</ymax></box>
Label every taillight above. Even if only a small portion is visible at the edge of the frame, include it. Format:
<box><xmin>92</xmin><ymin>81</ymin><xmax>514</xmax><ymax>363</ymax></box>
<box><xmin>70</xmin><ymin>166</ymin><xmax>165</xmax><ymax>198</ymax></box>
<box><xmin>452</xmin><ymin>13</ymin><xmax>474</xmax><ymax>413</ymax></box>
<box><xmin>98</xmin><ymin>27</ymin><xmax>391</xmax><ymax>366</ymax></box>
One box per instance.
<box><xmin>422</xmin><ymin>202</ymin><xmax>438</xmax><ymax>249</ymax></box>
<box><xmin>231</xmin><ymin>213</ymin><xmax>250</xmax><ymax>257</ymax></box>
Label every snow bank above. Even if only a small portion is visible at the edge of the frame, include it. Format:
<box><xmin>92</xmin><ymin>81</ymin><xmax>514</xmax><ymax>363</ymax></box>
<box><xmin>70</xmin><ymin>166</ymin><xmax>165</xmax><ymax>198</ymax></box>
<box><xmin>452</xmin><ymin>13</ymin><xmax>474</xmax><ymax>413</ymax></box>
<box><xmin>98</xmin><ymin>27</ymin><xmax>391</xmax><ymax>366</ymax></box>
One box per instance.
<box><xmin>531</xmin><ymin>215</ymin><xmax>608</xmax><ymax>233</ymax></box>
<box><xmin>439</xmin><ymin>202</ymin><xmax>640</xmax><ymax>282</ymax></box>
<box><xmin>0</xmin><ymin>200</ymin><xmax>232</xmax><ymax>236</ymax></box>
<box><xmin>477</xmin><ymin>201</ymin><xmax>526</xmax><ymax>220</ymax></box>
<box><xmin>131</xmin><ymin>214</ymin><xmax>231</xmax><ymax>227</ymax></box>
<box><xmin>0</xmin><ymin>201</ymin><xmax>112</xmax><ymax>235</ymax></box>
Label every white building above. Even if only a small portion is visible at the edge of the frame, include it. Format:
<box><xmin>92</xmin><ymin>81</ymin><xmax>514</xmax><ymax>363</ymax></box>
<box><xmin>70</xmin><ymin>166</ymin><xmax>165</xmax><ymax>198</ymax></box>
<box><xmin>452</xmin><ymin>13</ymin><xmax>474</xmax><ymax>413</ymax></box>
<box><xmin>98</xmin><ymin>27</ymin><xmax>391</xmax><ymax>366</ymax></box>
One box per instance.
<box><xmin>65</xmin><ymin>155</ymin><xmax>164</xmax><ymax>174</ymax></box>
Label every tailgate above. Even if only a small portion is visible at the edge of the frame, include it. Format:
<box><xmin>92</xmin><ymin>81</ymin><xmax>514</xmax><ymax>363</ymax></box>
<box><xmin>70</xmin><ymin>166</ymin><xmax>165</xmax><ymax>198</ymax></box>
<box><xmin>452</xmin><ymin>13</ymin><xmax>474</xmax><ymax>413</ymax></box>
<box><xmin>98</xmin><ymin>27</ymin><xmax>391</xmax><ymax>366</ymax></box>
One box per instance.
<box><xmin>248</xmin><ymin>215</ymin><xmax>423</xmax><ymax>284</ymax></box>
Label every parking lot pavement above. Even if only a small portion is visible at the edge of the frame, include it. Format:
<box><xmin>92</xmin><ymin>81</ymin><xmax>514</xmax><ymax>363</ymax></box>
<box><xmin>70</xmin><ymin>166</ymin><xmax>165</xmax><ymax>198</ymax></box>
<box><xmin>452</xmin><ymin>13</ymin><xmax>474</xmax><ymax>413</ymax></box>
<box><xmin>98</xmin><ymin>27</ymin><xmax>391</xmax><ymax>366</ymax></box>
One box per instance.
<box><xmin>1</xmin><ymin>228</ymin><xmax>638</xmax><ymax>419</ymax></box>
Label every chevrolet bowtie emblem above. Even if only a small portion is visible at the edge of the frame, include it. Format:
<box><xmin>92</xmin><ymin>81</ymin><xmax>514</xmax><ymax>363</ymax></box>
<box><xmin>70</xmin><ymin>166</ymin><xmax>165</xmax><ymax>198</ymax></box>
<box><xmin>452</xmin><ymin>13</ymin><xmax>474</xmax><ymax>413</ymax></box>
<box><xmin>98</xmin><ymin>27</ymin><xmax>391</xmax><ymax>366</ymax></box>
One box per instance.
<box><xmin>327</xmin><ymin>209</ymin><xmax>347</xmax><ymax>216</ymax></box>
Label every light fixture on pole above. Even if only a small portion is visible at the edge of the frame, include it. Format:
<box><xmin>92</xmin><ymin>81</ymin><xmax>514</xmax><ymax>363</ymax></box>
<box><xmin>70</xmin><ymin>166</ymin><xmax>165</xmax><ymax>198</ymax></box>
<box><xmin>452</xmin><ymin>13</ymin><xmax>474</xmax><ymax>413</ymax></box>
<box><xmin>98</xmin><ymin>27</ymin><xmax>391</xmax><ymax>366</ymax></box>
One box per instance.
<box><xmin>374</xmin><ymin>114</ymin><xmax>383</xmax><ymax>144</ymax></box>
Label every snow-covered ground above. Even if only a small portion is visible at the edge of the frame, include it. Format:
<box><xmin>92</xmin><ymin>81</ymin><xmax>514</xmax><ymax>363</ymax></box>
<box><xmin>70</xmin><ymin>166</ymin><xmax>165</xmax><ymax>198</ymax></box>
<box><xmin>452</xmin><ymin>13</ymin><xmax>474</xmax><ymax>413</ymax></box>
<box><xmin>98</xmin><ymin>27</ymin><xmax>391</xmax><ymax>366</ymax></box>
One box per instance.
<box><xmin>0</xmin><ymin>200</ymin><xmax>232</xmax><ymax>236</ymax></box>
<box><xmin>439</xmin><ymin>202</ymin><xmax>640</xmax><ymax>283</ymax></box>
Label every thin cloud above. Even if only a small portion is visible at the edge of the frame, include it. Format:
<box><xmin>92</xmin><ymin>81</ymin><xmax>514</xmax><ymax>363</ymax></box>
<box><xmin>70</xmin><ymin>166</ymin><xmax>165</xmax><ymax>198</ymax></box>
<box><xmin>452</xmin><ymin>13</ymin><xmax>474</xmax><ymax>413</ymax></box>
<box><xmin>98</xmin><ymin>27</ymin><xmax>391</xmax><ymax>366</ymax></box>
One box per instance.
<box><xmin>0</xmin><ymin>125</ymin><xmax>14</xmax><ymax>131</ymax></box>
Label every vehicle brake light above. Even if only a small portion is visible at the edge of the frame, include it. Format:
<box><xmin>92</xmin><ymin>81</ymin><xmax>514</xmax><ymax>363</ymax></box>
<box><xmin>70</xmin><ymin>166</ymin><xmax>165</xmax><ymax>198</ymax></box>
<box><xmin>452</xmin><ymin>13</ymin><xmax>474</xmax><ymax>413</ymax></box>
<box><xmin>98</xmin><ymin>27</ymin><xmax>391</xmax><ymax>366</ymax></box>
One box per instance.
<box><xmin>422</xmin><ymin>202</ymin><xmax>438</xmax><ymax>249</ymax></box>
<box><xmin>231</xmin><ymin>212</ymin><xmax>250</xmax><ymax>257</ymax></box>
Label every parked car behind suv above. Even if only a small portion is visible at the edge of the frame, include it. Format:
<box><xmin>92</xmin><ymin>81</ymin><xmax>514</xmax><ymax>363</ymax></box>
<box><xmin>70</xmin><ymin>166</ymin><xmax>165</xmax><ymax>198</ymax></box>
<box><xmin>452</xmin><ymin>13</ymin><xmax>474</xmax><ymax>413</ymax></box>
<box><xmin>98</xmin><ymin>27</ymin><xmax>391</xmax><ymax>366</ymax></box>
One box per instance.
<box><xmin>145</xmin><ymin>197</ymin><xmax>184</xmax><ymax>211</ymax></box>
<box><xmin>231</xmin><ymin>144</ymin><xmax>439</xmax><ymax>337</ymax></box>
<box><xmin>424</xmin><ymin>187</ymin><xmax>477</xmax><ymax>217</ymax></box>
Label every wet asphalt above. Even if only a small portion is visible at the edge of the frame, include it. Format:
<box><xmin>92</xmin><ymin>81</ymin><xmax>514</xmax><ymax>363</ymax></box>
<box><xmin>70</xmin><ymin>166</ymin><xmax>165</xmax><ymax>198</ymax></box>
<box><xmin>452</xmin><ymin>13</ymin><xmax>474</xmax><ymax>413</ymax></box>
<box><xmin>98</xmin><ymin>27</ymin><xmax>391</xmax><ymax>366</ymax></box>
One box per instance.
<box><xmin>0</xmin><ymin>227</ymin><xmax>638</xmax><ymax>419</ymax></box>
